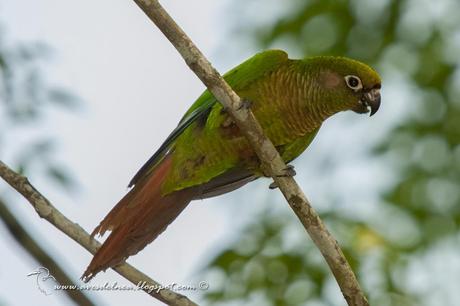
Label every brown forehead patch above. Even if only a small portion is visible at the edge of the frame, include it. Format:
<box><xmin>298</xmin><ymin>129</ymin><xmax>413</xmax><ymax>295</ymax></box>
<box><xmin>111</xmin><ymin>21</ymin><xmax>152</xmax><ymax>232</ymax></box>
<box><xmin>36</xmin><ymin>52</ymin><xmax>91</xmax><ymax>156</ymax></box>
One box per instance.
<box><xmin>320</xmin><ymin>70</ymin><xmax>341</xmax><ymax>89</ymax></box>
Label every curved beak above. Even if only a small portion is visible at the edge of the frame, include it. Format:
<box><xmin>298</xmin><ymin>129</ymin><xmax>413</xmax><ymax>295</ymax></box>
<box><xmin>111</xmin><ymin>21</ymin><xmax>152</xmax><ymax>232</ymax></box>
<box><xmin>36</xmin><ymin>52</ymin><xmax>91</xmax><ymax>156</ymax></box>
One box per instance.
<box><xmin>363</xmin><ymin>88</ymin><xmax>381</xmax><ymax>116</ymax></box>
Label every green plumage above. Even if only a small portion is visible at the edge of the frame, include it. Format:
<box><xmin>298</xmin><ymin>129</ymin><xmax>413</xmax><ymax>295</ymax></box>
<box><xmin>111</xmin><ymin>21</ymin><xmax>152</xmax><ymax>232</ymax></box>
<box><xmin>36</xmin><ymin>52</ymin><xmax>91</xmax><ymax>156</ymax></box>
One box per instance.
<box><xmin>130</xmin><ymin>50</ymin><xmax>381</xmax><ymax>195</ymax></box>
<box><xmin>83</xmin><ymin>50</ymin><xmax>382</xmax><ymax>280</ymax></box>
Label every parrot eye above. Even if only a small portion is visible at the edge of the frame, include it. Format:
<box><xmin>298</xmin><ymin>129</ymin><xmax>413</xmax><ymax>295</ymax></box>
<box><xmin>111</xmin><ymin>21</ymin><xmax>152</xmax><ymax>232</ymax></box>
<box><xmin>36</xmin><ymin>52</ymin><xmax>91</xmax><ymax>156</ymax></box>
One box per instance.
<box><xmin>344</xmin><ymin>75</ymin><xmax>363</xmax><ymax>91</ymax></box>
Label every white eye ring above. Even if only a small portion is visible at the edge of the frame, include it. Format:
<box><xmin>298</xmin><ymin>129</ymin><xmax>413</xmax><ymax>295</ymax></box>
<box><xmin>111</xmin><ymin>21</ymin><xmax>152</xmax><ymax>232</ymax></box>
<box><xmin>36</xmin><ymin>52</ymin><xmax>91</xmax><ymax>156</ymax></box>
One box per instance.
<box><xmin>344</xmin><ymin>75</ymin><xmax>363</xmax><ymax>91</ymax></box>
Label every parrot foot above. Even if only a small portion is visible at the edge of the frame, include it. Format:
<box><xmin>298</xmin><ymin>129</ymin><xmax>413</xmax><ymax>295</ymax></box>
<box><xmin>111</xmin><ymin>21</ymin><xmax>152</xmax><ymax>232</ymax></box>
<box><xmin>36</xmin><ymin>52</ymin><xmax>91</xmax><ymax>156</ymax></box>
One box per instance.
<box><xmin>268</xmin><ymin>165</ymin><xmax>296</xmax><ymax>189</ymax></box>
<box><xmin>237</xmin><ymin>98</ymin><xmax>252</xmax><ymax>110</ymax></box>
<box><xmin>262</xmin><ymin>165</ymin><xmax>296</xmax><ymax>179</ymax></box>
<box><xmin>276</xmin><ymin>165</ymin><xmax>296</xmax><ymax>177</ymax></box>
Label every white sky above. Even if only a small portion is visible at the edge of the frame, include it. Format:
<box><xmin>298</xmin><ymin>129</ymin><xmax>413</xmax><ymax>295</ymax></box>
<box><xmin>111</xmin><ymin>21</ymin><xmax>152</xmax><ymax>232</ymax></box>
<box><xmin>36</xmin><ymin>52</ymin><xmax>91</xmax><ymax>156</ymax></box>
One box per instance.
<box><xmin>0</xmin><ymin>1</ymin><xmax>251</xmax><ymax>305</ymax></box>
<box><xmin>0</xmin><ymin>0</ymin><xmax>398</xmax><ymax>304</ymax></box>
<box><xmin>3</xmin><ymin>1</ymin><xmax>456</xmax><ymax>306</ymax></box>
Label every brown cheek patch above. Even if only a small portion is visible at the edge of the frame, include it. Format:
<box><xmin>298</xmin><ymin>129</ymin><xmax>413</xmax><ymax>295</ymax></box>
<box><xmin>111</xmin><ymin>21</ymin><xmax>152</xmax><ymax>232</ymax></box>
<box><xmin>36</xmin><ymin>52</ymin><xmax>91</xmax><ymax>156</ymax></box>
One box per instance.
<box><xmin>321</xmin><ymin>70</ymin><xmax>341</xmax><ymax>89</ymax></box>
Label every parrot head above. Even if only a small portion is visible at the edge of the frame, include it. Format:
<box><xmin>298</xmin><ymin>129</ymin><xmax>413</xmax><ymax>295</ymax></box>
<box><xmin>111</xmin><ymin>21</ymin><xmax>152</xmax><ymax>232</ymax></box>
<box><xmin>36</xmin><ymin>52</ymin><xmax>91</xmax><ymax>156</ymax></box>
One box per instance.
<box><xmin>308</xmin><ymin>56</ymin><xmax>382</xmax><ymax>116</ymax></box>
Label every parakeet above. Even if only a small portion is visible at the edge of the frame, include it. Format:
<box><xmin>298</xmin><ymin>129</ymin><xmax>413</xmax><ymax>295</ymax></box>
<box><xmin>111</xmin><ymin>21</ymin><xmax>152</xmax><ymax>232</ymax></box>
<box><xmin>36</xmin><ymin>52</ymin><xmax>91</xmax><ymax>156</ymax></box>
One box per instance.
<box><xmin>82</xmin><ymin>50</ymin><xmax>381</xmax><ymax>280</ymax></box>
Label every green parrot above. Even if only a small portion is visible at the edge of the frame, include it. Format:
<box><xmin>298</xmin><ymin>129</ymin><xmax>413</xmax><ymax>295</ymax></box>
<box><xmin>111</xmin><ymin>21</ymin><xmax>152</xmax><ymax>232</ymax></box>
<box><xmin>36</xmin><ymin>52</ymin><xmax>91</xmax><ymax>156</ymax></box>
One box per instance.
<box><xmin>83</xmin><ymin>50</ymin><xmax>381</xmax><ymax>280</ymax></box>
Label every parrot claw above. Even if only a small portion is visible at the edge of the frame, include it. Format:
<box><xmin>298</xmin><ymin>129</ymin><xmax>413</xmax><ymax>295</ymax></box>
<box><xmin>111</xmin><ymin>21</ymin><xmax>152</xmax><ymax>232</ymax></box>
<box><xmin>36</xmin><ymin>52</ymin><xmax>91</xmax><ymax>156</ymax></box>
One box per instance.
<box><xmin>237</xmin><ymin>98</ymin><xmax>252</xmax><ymax>110</ymax></box>
<box><xmin>276</xmin><ymin>165</ymin><xmax>296</xmax><ymax>177</ymax></box>
<box><xmin>269</xmin><ymin>165</ymin><xmax>296</xmax><ymax>189</ymax></box>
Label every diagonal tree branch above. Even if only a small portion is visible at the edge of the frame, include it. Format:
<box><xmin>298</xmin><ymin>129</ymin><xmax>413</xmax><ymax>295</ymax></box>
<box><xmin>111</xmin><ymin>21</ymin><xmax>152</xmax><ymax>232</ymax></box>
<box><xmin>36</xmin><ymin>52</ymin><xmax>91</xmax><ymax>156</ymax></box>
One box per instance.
<box><xmin>132</xmin><ymin>1</ymin><xmax>368</xmax><ymax>305</ymax></box>
<box><xmin>0</xmin><ymin>198</ymin><xmax>96</xmax><ymax>306</ymax></box>
<box><xmin>0</xmin><ymin>161</ymin><xmax>198</xmax><ymax>306</ymax></box>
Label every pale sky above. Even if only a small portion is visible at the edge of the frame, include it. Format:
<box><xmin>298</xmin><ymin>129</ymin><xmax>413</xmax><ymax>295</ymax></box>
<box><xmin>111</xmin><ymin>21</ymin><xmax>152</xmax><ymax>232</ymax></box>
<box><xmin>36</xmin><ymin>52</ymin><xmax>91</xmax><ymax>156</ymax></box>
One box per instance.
<box><xmin>0</xmin><ymin>1</ymin><xmax>243</xmax><ymax>305</ymax></box>
<box><xmin>0</xmin><ymin>1</ymin><xmax>395</xmax><ymax>305</ymax></box>
<box><xmin>3</xmin><ymin>1</ymin><xmax>458</xmax><ymax>306</ymax></box>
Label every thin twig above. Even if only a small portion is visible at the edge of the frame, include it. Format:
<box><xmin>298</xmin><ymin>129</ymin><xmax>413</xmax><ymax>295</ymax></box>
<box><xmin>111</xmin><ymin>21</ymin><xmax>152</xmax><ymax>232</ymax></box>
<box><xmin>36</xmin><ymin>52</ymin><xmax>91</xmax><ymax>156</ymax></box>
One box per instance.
<box><xmin>132</xmin><ymin>1</ymin><xmax>368</xmax><ymax>305</ymax></box>
<box><xmin>0</xmin><ymin>161</ymin><xmax>198</xmax><ymax>306</ymax></box>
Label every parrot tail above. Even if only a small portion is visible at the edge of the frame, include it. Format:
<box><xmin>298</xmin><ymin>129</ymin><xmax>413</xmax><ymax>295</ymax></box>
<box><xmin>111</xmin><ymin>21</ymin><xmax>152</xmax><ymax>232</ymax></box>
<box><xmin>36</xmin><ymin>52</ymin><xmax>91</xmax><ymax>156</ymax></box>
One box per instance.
<box><xmin>81</xmin><ymin>155</ymin><xmax>194</xmax><ymax>282</ymax></box>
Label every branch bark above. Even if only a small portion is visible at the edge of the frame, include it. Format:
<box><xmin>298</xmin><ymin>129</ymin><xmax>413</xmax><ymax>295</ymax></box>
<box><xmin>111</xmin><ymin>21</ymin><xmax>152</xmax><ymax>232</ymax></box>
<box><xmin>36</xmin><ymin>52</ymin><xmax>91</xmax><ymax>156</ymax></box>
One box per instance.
<box><xmin>0</xmin><ymin>161</ymin><xmax>197</xmax><ymax>306</ymax></box>
<box><xmin>132</xmin><ymin>1</ymin><xmax>369</xmax><ymax>305</ymax></box>
<box><xmin>0</xmin><ymin>199</ymin><xmax>96</xmax><ymax>306</ymax></box>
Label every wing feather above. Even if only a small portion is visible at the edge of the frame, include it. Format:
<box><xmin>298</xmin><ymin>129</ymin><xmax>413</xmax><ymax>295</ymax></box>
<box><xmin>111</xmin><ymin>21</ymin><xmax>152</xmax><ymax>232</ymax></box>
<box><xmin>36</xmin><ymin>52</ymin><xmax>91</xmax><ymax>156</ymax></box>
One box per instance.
<box><xmin>128</xmin><ymin>50</ymin><xmax>289</xmax><ymax>187</ymax></box>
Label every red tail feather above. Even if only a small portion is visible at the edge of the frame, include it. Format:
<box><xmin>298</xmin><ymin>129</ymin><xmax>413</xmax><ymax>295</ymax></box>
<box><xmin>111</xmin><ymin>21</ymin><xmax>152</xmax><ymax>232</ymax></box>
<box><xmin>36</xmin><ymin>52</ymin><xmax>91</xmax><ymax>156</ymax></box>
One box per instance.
<box><xmin>82</xmin><ymin>155</ymin><xmax>194</xmax><ymax>281</ymax></box>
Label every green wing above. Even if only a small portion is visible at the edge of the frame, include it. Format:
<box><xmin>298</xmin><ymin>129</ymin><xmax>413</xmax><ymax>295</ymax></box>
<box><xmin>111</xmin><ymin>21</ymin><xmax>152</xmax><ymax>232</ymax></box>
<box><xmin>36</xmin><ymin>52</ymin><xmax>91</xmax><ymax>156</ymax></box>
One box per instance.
<box><xmin>128</xmin><ymin>50</ymin><xmax>289</xmax><ymax>187</ymax></box>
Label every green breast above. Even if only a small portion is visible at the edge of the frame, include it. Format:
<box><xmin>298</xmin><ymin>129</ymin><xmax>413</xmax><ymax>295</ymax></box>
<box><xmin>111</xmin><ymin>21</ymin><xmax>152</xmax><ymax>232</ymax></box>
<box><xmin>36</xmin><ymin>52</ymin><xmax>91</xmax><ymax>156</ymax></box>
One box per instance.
<box><xmin>278</xmin><ymin>127</ymin><xmax>320</xmax><ymax>163</ymax></box>
<box><xmin>160</xmin><ymin>65</ymin><xmax>322</xmax><ymax>195</ymax></box>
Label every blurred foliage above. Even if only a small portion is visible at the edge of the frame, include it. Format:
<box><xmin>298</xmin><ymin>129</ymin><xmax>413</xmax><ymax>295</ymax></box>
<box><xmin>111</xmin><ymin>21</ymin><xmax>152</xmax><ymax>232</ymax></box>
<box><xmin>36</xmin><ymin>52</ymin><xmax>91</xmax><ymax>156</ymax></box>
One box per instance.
<box><xmin>0</xmin><ymin>23</ymin><xmax>91</xmax><ymax>306</ymax></box>
<box><xmin>204</xmin><ymin>0</ymin><xmax>460</xmax><ymax>305</ymax></box>
<box><xmin>0</xmin><ymin>27</ymin><xmax>78</xmax><ymax>190</ymax></box>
